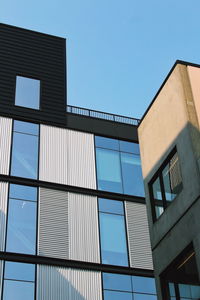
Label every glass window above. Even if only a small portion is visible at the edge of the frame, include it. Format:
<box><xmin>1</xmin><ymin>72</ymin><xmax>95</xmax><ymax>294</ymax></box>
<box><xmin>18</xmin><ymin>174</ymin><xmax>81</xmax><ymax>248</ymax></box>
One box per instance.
<box><xmin>98</xmin><ymin>198</ymin><xmax>128</xmax><ymax>266</ymax></box>
<box><xmin>3</xmin><ymin>262</ymin><xmax>35</xmax><ymax>300</ymax></box>
<box><xmin>11</xmin><ymin>120</ymin><xmax>39</xmax><ymax>179</ymax></box>
<box><xmin>149</xmin><ymin>149</ymin><xmax>183</xmax><ymax>221</ymax></box>
<box><xmin>96</xmin><ymin>148</ymin><xmax>123</xmax><ymax>193</ymax></box>
<box><xmin>6</xmin><ymin>184</ymin><xmax>37</xmax><ymax>255</ymax></box>
<box><xmin>103</xmin><ymin>273</ymin><xmax>132</xmax><ymax>291</ymax></box>
<box><xmin>15</xmin><ymin>76</ymin><xmax>40</xmax><ymax>109</ymax></box>
<box><xmin>103</xmin><ymin>273</ymin><xmax>157</xmax><ymax>300</ymax></box>
<box><xmin>95</xmin><ymin>136</ymin><xmax>144</xmax><ymax>197</ymax></box>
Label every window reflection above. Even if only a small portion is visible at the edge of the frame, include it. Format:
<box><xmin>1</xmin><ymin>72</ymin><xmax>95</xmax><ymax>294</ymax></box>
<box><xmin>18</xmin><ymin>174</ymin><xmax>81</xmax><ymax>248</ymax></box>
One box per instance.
<box><xmin>99</xmin><ymin>198</ymin><xmax>128</xmax><ymax>266</ymax></box>
<box><xmin>3</xmin><ymin>261</ymin><xmax>35</xmax><ymax>300</ymax></box>
<box><xmin>95</xmin><ymin>136</ymin><xmax>144</xmax><ymax>197</ymax></box>
<box><xmin>15</xmin><ymin>76</ymin><xmax>40</xmax><ymax>110</ymax></box>
<box><xmin>11</xmin><ymin>120</ymin><xmax>39</xmax><ymax>179</ymax></box>
<box><xmin>6</xmin><ymin>184</ymin><xmax>37</xmax><ymax>255</ymax></box>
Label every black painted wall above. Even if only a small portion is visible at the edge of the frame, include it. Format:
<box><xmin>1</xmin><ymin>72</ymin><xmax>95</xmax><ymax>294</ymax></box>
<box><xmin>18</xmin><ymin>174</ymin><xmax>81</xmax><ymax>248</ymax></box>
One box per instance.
<box><xmin>0</xmin><ymin>23</ymin><xmax>66</xmax><ymax>125</ymax></box>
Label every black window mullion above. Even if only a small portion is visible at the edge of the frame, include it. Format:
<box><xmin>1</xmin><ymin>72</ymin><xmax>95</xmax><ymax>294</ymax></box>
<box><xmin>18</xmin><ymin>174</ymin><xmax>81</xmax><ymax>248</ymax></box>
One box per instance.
<box><xmin>159</xmin><ymin>174</ymin><xmax>167</xmax><ymax>210</ymax></box>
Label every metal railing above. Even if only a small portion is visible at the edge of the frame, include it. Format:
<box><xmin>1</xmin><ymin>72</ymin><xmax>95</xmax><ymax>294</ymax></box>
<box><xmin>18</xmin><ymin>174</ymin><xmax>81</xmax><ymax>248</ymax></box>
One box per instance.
<box><xmin>66</xmin><ymin>105</ymin><xmax>140</xmax><ymax>126</ymax></box>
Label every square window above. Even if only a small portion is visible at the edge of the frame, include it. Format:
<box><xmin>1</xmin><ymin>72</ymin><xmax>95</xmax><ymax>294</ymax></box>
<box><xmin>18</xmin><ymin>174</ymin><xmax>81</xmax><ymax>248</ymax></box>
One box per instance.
<box><xmin>15</xmin><ymin>76</ymin><xmax>40</xmax><ymax>109</ymax></box>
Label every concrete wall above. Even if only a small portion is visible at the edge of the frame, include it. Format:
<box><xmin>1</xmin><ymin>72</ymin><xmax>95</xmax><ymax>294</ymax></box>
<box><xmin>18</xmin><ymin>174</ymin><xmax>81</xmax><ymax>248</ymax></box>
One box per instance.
<box><xmin>138</xmin><ymin>63</ymin><xmax>200</xmax><ymax>299</ymax></box>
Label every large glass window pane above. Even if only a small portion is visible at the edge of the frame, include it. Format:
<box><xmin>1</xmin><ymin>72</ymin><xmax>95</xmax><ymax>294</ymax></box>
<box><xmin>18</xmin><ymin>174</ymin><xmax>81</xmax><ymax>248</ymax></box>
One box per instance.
<box><xmin>4</xmin><ymin>262</ymin><xmax>35</xmax><ymax>281</ymax></box>
<box><xmin>15</xmin><ymin>76</ymin><xmax>40</xmax><ymax>110</ymax></box>
<box><xmin>98</xmin><ymin>198</ymin><xmax>124</xmax><ymax>215</ymax></box>
<box><xmin>99</xmin><ymin>212</ymin><xmax>128</xmax><ymax>266</ymax></box>
<box><xmin>179</xmin><ymin>284</ymin><xmax>192</xmax><ymax>298</ymax></box>
<box><xmin>95</xmin><ymin>136</ymin><xmax>119</xmax><ymax>150</ymax></box>
<box><xmin>119</xmin><ymin>141</ymin><xmax>140</xmax><ymax>154</ymax></box>
<box><xmin>103</xmin><ymin>273</ymin><xmax>132</xmax><ymax>292</ymax></box>
<box><xmin>6</xmin><ymin>184</ymin><xmax>37</xmax><ymax>255</ymax></box>
<box><xmin>104</xmin><ymin>290</ymin><xmax>133</xmax><ymax>300</ymax></box>
<box><xmin>121</xmin><ymin>153</ymin><xmax>145</xmax><ymax>197</ymax></box>
<box><xmin>11</xmin><ymin>122</ymin><xmax>39</xmax><ymax>179</ymax></box>
<box><xmin>96</xmin><ymin>148</ymin><xmax>123</xmax><ymax>193</ymax></box>
<box><xmin>152</xmin><ymin>177</ymin><xmax>162</xmax><ymax>201</ymax></box>
<box><xmin>132</xmin><ymin>276</ymin><xmax>156</xmax><ymax>294</ymax></box>
<box><xmin>10</xmin><ymin>184</ymin><xmax>37</xmax><ymax>202</ymax></box>
<box><xmin>3</xmin><ymin>280</ymin><xmax>34</xmax><ymax>300</ymax></box>
<box><xmin>191</xmin><ymin>285</ymin><xmax>200</xmax><ymax>299</ymax></box>
<box><xmin>134</xmin><ymin>294</ymin><xmax>157</xmax><ymax>300</ymax></box>
<box><xmin>14</xmin><ymin>120</ymin><xmax>39</xmax><ymax>136</ymax></box>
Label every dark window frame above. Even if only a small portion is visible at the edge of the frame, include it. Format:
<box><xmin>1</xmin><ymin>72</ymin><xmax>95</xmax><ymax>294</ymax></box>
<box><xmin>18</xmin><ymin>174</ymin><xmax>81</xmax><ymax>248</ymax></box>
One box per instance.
<box><xmin>149</xmin><ymin>147</ymin><xmax>183</xmax><ymax>222</ymax></box>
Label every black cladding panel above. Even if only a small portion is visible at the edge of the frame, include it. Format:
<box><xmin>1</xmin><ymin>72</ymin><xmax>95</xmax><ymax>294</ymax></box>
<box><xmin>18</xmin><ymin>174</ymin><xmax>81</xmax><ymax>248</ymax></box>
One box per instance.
<box><xmin>0</xmin><ymin>23</ymin><xmax>66</xmax><ymax>125</ymax></box>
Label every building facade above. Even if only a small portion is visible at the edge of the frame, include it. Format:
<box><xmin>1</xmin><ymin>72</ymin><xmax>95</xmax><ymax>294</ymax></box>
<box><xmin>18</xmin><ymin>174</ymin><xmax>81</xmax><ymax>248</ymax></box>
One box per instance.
<box><xmin>138</xmin><ymin>61</ymin><xmax>200</xmax><ymax>300</ymax></box>
<box><xmin>0</xmin><ymin>23</ymin><xmax>156</xmax><ymax>300</ymax></box>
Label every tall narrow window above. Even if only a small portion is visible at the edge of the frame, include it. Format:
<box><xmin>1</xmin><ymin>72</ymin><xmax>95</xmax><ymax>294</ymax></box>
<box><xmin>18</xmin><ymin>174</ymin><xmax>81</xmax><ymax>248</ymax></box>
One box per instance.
<box><xmin>95</xmin><ymin>136</ymin><xmax>144</xmax><ymax>197</ymax></box>
<box><xmin>6</xmin><ymin>184</ymin><xmax>37</xmax><ymax>255</ymax></box>
<box><xmin>2</xmin><ymin>261</ymin><xmax>35</xmax><ymax>300</ymax></box>
<box><xmin>11</xmin><ymin>120</ymin><xmax>39</xmax><ymax>179</ymax></box>
<box><xmin>149</xmin><ymin>148</ymin><xmax>183</xmax><ymax>221</ymax></box>
<box><xmin>102</xmin><ymin>272</ymin><xmax>157</xmax><ymax>300</ymax></box>
<box><xmin>15</xmin><ymin>76</ymin><xmax>40</xmax><ymax>109</ymax></box>
<box><xmin>98</xmin><ymin>198</ymin><xmax>129</xmax><ymax>266</ymax></box>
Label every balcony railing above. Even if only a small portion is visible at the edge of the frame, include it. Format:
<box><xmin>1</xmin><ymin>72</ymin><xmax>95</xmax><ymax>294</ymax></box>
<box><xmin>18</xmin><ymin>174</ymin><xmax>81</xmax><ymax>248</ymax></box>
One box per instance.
<box><xmin>66</xmin><ymin>105</ymin><xmax>140</xmax><ymax>126</ymax></box>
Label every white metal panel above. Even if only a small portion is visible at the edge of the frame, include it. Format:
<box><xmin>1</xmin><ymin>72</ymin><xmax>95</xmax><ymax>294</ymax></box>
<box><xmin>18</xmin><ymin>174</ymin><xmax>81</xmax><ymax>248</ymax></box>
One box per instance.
<box><xmin>125</xmin><ymin>201</ymin><xmax>153</xmax><ymax>269</ymax></box>
<box><xmin>39</xmin><ymin>125</ymin><xmax>68</xmax><ymax>185</ymax></box>
<box><xmin>0</xmin><ymin>182</ymin><xmax>8</xmax><ymax>251</ymax></box>
<box><xmin>70</xmin><ymin>268</ymin><xmax>102</xmax><ymax>300</ymax></box>
<box><xmin>37</xmin><ymin>265</ymin><xmax>70</xmax><ymax>300</ymax></box>
<box><xmin>38</xmin><ymin>188</ymin><xmax>69</xmax><ymax>259</ymax></box>
<box><xmin>0</xmin><ymin>117</ymin><xmax>12</xmax><ymax>175</ymax></box>
<box><xmin>37</xmin><ymin>265</ymin><xmax>102</xmax><ymax>300</ymax></box>
<box><xmin>68</xmin><ymin>130</ymin><xmax>96</xmax><ymax>189</ymax></box>
<box><xmin>68</xmin><ymin>193</ymin><xmax>100</xmax><ymax>263</ymax></box>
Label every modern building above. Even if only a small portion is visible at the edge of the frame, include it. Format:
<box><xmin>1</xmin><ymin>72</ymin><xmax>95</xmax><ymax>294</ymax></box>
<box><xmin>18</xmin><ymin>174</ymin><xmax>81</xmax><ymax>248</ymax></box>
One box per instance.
<box><xmin>138</xmin><ymin>61</ymin><xmax>200</xmax><ymax>300</ymax></box>
<box><xmin>0</xmin><ymin>23</ymin><xmax>157</xmax><ymax>300</ymax></box>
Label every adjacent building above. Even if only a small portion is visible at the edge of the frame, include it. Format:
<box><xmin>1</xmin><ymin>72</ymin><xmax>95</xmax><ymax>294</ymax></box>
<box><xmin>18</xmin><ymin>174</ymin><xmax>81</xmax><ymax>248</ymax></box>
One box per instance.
<box><xmin>138</xmin><ymin>61</ymin><xmax>200</xmax><ymax>300</ymax></box>
<box><xmin>0</xmin><ymin>23</ymin><xmax>156</xmax><ymax>300</ymax></box>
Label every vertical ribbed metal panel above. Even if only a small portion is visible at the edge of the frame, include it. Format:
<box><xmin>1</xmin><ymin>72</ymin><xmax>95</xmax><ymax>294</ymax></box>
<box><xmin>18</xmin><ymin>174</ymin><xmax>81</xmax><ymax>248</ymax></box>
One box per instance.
<box><xmin>68</xmin><ymin>193</ymin><xmax>100</xmax><ymax>263</ymax></box>
<box><xmin>37</xmin><ymin>265</ymin><xmax>102</xmax><ymax>300</ymax></box>
<box><xmin>37</xmin><ymin>265</ymin><xmax>70</xmax><ymax>300</ymax></box>
<box><xmin>39</xmin><ymin>125</ymin><xmax>68</xmax><ymax>185</ymax></box>
<box><xmin>38</xmin><ymin>188</ymin><xmax>69</xmax><ymax>259</ymax></box>
<box><xmin>0</xmin><ymin>117</ymin><xmax>12</xmax><ymax>175</ymax></box>
<box><xmin>70</xmin><ymin>269</ymin><xmax>102</xmax><ymax>300</ymax></box>
<box><xmin>68</xmin><ymin>130</ymin><xmax>96</xmax><ymax>189</ymax></box>
<box><xmin>0</xmin><ymin>182</ymin><xmax>8</xmax><ymax>251</ymax></box>
<box><xmin>125</xmin><ymin>201</ymin><xmax>153</xmax><ymax>269</ymax></box>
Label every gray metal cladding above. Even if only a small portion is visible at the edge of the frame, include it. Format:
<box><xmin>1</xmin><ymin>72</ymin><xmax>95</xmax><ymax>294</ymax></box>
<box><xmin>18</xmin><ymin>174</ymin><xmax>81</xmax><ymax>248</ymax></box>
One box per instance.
<box><xmin>0</xmin><ymin>182</ymin><xmax>8</xmax><ymax>251</ymax></box>
<box><xmin>125</xmin><ymin>201</ymin><xmax>153</xmax><ymax>270</ymax></box>
<box><xmin>68</xmin><ymin>130</ymin><xmax>96</xmax><ymax>189</ymax></box>
<box><xmin>37</xmin><ymin>265</ymin><xmax>102</xmax><ymax>300</ymax></box>
<box><xmin>38</xmin><ymin>188</ymin><xmax>69</xmax><ymax>259</ymax></box>
<box><xmin>0</xmin><ymin>117</ymin><xmax>12</xmax><ymax>175</ymax></box>
<box><xmin>39</xmin><ymin>125</ymin><xmax>68</xmax><ymax>185</ymax></box>
<box><xmin>68</xmin><ymin>193</ymin><xmax>100</xmax><ymax>263</ymax></box>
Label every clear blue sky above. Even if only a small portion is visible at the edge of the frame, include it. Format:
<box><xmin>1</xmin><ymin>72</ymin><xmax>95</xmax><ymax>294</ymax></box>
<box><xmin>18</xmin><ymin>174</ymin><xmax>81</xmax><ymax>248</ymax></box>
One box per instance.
<box><xmin>1</xmin><ymin>0</ymin><xmax>200</xmax><ymax>118</ymax></box>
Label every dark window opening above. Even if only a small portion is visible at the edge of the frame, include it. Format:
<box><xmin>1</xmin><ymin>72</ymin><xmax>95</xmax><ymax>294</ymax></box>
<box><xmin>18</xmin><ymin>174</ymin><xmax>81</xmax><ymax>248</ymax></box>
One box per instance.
<box><xmin>149</xmin><ymin>148</ymin><xmax>183</xmax><ymax>221</ymax></box>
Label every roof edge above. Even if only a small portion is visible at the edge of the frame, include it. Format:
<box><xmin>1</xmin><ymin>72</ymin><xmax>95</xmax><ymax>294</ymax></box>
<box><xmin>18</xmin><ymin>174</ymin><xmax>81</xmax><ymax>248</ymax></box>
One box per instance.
<box><xmin>139</xmin><ymin>60</ymin><xmax>200</xmax><ymax>126</ymax></box>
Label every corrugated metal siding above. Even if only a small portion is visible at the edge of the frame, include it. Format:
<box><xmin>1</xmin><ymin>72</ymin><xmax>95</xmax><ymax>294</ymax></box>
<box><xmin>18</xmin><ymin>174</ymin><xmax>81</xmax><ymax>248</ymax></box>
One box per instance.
<box><xmin>68</xmin><ymin>193</ymin><xmax>100</xmax><ymax>263</ymax></box>
<box><xmin>0</xmin><ymin>117</ymin><xmax>12</xmax><ymax>175</ymax></box>
<box><xmin>0</xmin><ymin>182</ymin><xmax>8</xmax><ymax>251</ymax></box>
<box><xmin>70</xmin><ymin>268</ymin><xmax>102</xmax><ymax>300</ymax></box>
<box><xmin>68</xmin><ymin>130</ymin><xmax>96</xmax><ymax>189</ymax></box>
<box><xmin>125</xmin><ymin>201</ymin><xmax>153</xmax><ymax>269</ymax></box>
<box><xmin>37</xmin><ymin>265</ymin><xmax>102</xmax><ymax>300</ymax></box>
<box><xmin>38</xmin><ymin>188</ymin><xmax>69</xmax><ymax>259</ymax></box>
<box><xmin>39</xmin><ymin>125</ymin><xmax>68</xmax><ymax>185</ymax></box>
<box><xmin>37</xmin><ymin>265</ymin><xmax>70</xmax><ymax>300</ymax></box>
